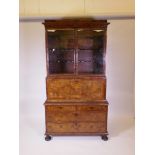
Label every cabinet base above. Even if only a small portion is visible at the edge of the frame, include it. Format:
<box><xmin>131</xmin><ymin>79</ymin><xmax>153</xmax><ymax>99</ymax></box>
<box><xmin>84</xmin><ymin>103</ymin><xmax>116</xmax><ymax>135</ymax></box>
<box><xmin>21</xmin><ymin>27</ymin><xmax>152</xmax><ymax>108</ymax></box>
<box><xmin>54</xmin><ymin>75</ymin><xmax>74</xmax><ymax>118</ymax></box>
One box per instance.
<box><xmin>44</xmin><ymin>134</ymin><xmax>108</xmax><ymax>141</ymax></box>
<box><xmin>101</xmin><ymin>135</ymin><xmax>108</xmax><ymax>141</ymax></box>
<box><xmin>45</xmin><ymin>135</ymin><xmax>52</xmax><ymax>141</ymax></box>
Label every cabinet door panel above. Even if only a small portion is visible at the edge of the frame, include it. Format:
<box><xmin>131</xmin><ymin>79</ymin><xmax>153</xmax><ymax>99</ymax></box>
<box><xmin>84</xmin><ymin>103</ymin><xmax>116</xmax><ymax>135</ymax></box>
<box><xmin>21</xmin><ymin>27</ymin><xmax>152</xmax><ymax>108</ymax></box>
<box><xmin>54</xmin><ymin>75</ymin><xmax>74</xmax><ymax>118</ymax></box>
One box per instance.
<box><xmin>77</xmin><ymin>29</ymin><xmax>105</xmax><ymax>74</ymax></box>
<box><xmin>47</xmin><ymin>29</ymin><xmax>75</xmax><ymax>74</ymax></box>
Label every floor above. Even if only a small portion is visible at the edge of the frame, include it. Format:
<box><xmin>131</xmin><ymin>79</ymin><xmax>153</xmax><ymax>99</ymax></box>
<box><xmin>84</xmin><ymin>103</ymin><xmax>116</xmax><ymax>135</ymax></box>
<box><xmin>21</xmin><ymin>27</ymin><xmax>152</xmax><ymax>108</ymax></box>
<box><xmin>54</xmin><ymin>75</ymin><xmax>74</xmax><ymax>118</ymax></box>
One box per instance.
<box><xmin>20</xmin><ymin>115</ymin><xmax>134</xmax><ymax>155</ymax></box>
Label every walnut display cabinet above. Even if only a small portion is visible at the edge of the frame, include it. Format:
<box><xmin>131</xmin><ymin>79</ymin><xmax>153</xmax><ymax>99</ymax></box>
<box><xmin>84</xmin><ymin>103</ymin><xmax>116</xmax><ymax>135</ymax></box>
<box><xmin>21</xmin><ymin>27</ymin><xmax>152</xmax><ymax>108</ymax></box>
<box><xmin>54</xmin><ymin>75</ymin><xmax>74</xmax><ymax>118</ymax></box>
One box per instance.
<box><xmin>43</xmin><ymin>20</ymin><xmax>110</xmax><ymax>141</ymax></box>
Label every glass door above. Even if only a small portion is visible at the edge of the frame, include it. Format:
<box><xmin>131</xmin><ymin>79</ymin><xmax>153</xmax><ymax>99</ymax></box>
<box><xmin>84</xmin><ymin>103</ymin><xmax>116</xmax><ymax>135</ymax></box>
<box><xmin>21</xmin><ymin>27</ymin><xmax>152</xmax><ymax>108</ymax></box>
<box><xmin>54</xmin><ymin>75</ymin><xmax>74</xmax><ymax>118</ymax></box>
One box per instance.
<box><xmin>47</xmin><ymin>29</ymin><xmax>105</xmax><ymax>75</ymax></box>
<box><xmin>47</xmin><ymin>29</ymin><xmax>75</xmax><ymax>74</ymax></box>
<box><xmin>77</xmin><ymin>29</ymin><xmax>105</xmax><ymax>74</ymax></box>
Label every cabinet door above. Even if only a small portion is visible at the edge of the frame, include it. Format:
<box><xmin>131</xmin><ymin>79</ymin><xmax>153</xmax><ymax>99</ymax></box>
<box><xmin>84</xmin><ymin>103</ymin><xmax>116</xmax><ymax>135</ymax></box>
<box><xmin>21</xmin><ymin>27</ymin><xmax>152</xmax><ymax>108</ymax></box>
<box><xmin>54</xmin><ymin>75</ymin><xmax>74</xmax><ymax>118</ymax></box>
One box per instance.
<box><xmin>47</xmin><ymin>29</ymin><xmax>75</xmax><ymax>74</ymax></box>
<box><xmin>77</xmin><ymin>29</ymin><xmax>105</xmax><ymax>74</ymax></box>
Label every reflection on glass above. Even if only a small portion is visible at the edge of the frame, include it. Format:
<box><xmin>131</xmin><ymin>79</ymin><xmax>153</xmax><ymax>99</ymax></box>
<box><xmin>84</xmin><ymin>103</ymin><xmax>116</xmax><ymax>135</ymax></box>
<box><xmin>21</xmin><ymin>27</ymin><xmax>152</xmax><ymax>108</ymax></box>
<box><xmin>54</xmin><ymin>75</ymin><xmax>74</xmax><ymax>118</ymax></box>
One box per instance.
<box><xmin>47</xmin><ymin>29</ymin><xmax>56</xmax><ymax>32</ymax></box>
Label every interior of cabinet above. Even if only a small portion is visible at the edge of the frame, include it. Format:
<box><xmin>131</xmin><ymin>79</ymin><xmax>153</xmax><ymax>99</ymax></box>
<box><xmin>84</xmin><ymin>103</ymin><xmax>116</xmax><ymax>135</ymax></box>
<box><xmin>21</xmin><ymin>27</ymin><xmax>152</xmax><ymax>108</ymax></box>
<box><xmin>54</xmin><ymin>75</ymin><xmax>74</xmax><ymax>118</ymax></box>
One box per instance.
<box><xmin>47</xmin><ymin>29</ymin><xmax>105</xmax><ymax>74</ymax></box>
<box><xmin>48</xmin><ymin>29</ymin><xmax>74</xmax><ymax>74</ymax></box>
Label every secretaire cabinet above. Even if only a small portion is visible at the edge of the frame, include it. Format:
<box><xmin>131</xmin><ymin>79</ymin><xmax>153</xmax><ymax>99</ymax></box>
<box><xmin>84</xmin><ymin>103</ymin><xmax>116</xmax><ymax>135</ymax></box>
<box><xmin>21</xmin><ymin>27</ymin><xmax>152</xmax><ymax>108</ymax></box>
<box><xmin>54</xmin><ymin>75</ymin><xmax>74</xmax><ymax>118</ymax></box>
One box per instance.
<box><xmin>43</xmin><ymin>19</ymin><xmax>110</xmax><ymax>141</ymax></box>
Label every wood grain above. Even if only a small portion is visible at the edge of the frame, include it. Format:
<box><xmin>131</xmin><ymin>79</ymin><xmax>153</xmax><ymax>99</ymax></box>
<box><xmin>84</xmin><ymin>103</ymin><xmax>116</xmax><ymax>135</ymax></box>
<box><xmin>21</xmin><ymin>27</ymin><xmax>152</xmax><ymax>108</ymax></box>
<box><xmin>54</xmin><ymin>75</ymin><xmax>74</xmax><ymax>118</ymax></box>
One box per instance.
<box><xmin>43</xmin><ymin>19</ymin><xmax>109</xmax><ymax>139</ymax></box>
<box><xmin>46</xmin><ymin>76</ymin><xmax>106</xmax><ymax>102</ymax></box>
<box><xmin>46</xmin><ymin>122</ymin><xmax>106</xmax><ymax>133</ymax></box>
<box><xmin>45</xmin><ymin>103</ymin><xmax>108</xmax><ymax>134</ymax></box>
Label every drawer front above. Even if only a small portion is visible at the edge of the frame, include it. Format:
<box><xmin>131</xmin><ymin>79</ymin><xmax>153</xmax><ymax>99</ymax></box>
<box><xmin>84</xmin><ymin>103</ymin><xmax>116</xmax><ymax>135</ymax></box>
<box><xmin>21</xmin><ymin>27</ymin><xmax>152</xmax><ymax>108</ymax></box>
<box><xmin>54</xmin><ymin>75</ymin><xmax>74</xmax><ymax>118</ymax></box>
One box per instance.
<box><xmin>77</xmin><ymin>105</ymin><xmax>107</xmax><ymax>111</ymax></box>
<box><xmin>46</xmin><ymin>111</ymin><xmax>106</xmax><ymax>122</ymax></box>
<box><xmin>76</xmin><ymin>111</ymin><xmax>106</xmax><ymax>122</ymax></box>
<box><xmin>45</xmin><ymin>104</ymin><xmax>107</xmax><ymax>122</ymax></box>
<box><xmin>47</xmin><ymin>77</ymin><xmax>106</xmax><ymax>102</ymax></box>
<box><xmin>46</xmin><ymin>122</ymin><xmax>106</xmax><ymax>133</ymax></box>
<box><xmin>47</xmin><ymin>122</ymin><xmax>77</xmax><ymax>133</ymax></box>
<box><xmin>46</xmin><ymin>105</ymin><xmax>76</xmax><ymax>112</ymax></box>
<box><xmin>46</xmin><ymin>112</ymin><xmax>76</xmax><ymax>122</ymax></box>
<box><xmin>77</xmin><ymin>122</ymin><xmax>106</xmax><ymax>133</ymax></box>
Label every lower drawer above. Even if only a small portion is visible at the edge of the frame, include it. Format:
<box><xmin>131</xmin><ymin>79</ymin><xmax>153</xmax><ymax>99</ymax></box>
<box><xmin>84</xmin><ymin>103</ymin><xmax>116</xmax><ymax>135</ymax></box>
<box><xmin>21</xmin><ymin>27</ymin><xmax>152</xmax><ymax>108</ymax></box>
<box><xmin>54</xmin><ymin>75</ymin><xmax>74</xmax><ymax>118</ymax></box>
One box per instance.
<box><xmin>46</xmin><ymin>111</ymin><xmax>107</xmax><ymax>122</ymax></box>
<box><xmin>45</xmin><ymin>104</ymin><xmax>108</xmax><ymax>123</ymax></box>
<box><xmin>47</xmin><ymin>122</ymin><xmax>76</xmax><ymax>133</ymax></box>
<box><xmin>77</xmin><ymin>122</ymin><xmax>106</xmax><ymax>133</ymax></box>
<box><xmin>46</xmin><ymin>122</ymin><xmax>106</xmax><ymax>133</ymax></box>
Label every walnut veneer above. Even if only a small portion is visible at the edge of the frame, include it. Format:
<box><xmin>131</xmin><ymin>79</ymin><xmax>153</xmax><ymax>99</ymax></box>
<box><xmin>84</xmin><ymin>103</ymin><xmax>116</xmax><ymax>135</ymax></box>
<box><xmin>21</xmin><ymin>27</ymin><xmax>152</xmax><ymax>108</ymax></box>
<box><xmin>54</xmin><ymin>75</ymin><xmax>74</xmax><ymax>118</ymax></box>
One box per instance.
<box><xmin>43</xmin><ymin>19</ymin><xmax>109</xmax><ymax>141</ymax></box>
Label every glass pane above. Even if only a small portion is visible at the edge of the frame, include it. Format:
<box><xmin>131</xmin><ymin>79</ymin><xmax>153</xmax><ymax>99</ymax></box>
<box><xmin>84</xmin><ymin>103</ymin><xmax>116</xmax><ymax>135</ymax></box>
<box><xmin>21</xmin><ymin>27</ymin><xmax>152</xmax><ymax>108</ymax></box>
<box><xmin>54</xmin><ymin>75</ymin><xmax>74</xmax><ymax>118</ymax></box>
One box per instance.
<box><xmin>77</xmin><ymin>29</ymin><xmax>105</xmax><ymax>74</ymax></box>
<box><xmin>78</xmin><ymin>50</ymin><xmax>94</xmax><ymax>73</ymax></box>
<box><xmin>47</xmin><ymin>30</ymin><xmax>75</xmax><ymax>74</ymax></box>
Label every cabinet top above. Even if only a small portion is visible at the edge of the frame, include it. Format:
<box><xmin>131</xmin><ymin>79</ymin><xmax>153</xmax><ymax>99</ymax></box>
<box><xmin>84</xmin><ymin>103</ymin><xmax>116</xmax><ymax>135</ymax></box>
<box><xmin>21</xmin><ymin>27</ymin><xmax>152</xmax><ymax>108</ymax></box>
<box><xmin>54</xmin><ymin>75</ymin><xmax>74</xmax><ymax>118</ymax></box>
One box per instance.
<box><xmin>43</xmin><ymin>19</ymin><xmax>110</xmax><ymax>29</ymax></box>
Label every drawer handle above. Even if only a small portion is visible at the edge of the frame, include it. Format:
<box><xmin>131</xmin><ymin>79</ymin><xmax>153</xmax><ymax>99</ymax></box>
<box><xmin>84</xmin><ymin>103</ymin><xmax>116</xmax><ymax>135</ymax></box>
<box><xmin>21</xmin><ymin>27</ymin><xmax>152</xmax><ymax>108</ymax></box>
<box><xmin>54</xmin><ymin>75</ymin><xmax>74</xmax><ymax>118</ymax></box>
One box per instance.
<box><xmin>74</xmin><ymin>113</ymin><xmax>78</xmax><ymax>116</ymax></box>
<box><xmin>90</xmin><ymin>125</ymin><xmax>94</xmax><ymax>129</ymax></box>
<box><xmin>58</xmin><ymin>107</ymin><xmax>63</xmax><ymax>109</ymax></box>
<box><xmin>59</xmin><ymin>125</ymin><xmax>63</xmax><ymax>128</ymax></box>
<box><xmin>89</xmin><ymin>107</ymin><xmax>95</xmax><ymax>110</ymax></box>
<box><xmin>74</xmin><ymin>80</ymin><xmax>79</xmax><ymax>83</ymax></box>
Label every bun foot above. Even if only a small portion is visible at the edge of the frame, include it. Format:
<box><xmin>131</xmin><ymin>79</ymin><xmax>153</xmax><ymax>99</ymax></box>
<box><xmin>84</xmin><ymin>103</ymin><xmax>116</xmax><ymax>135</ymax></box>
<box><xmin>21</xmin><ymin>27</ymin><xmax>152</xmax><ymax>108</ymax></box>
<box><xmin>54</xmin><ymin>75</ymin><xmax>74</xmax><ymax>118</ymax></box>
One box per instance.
<box><xmin>45</xmin><ymin>135</ymin><xmax>52</xmax><ymax>141</ymax></box>
<box><xmin>101</xmin><ymin>135</ymin><xmax>108</xmax><ymax>141</ymax></box>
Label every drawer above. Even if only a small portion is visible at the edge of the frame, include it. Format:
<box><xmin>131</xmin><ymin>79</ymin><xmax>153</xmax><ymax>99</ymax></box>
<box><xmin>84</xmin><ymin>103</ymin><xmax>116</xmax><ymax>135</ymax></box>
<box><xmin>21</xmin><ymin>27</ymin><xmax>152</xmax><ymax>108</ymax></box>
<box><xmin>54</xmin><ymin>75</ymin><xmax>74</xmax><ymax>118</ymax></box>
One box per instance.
<box><xmin>77</xmin><ymin>105</ymin><xmax>107</xmax><ymax>111</ymax></box>
<box><xmin>46</xmin><ymin>112</ymin><xmax>77</xmax><ymax>122</ymax></box>
<box><xmin>47</xmin><ymin>77</ymin><xmax>106</xmax><ymax>101</ymax></box>
<box><xmin>45</xmin><ymin>104</ymin><xmax>107</xmax><ymax>122</ymax></box>
<box><xmin>46</xmin><ymin>105</ymin><xmax>76</xmax><ymax>112</ymax></box>
<box><xmin>47</xmin><ymin>122</ymin><xmax>77</xmax><ymax>133</ymax></box>
<box><xmin>46</xmin><ymin>122</ymin><xmax>106</xmax><ymax>133</ymax></box>
<box><xmin>76</xmin><ymin>111</ymin><xmax>106</xmax><ymax>122</ymax></box>
<box><xmin>46</xmin><ymin>111</ymin><xmax>106</xmax><ymax>122</ymax></box>
<box><xmin>77</xmin><ymin>122</ymin><xmax>106</xmax><ymax>133</ymax></box>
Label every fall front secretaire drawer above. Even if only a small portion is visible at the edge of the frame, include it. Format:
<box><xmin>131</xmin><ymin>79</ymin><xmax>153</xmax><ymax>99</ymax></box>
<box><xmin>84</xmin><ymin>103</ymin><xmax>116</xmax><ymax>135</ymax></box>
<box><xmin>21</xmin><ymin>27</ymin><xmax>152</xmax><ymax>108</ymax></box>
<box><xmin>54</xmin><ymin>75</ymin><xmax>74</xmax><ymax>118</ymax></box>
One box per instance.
<box><xmin>46</xmin><ymin>76</ymin><xmax>106</xmax><ymax>102</ymax></box>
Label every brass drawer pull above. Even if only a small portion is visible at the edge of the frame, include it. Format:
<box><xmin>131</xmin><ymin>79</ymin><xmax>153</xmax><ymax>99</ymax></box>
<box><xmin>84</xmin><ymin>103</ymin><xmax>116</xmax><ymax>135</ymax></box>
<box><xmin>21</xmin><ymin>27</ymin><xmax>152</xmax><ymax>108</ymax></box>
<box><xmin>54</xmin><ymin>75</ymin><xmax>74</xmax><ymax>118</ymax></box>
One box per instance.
<box><xmin>58</xmin><ymin>106</ymin><xmax>63</xmax><ymax>109</ymax></box>
<box><xmin>74</xmin><ymin>113</ymin><xmax>78</xmax><ymax>116</ymax></box>
<box><xmin>89</xmin><ymin>107</ymin><xmax>95</xmax><ymax>110</ymax></box>
<box><xmin>74</xmin><ymin>80</ymin><xmax>79</xmax><ymax>83</ymax></box>
<box><xmin>59</xmin><ymin>125</ymin><xmax>63</xmax><ymax>128</ymax></box>
<box><xmin>90</xmin><ymin>125</ymin><xmax>94</xmax><ymax>129</ymax></box>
